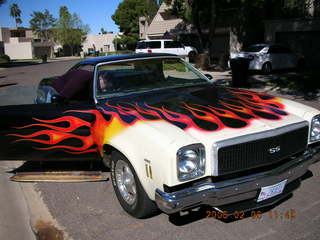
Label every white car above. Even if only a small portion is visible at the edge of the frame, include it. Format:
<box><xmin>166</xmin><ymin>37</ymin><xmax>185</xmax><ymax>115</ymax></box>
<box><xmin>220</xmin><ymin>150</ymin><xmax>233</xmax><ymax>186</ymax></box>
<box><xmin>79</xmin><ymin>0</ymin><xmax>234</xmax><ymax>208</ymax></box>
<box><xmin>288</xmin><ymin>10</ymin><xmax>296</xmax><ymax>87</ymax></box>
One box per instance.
<box><xmin>135</xmin><ymin>39</ymin><xmax>198</xmax><ymax>62</ymax></box>
<box><xmin>230</xmin><ymin>44</ymin><xmax>306</xmax><ymax>74</ymax></box>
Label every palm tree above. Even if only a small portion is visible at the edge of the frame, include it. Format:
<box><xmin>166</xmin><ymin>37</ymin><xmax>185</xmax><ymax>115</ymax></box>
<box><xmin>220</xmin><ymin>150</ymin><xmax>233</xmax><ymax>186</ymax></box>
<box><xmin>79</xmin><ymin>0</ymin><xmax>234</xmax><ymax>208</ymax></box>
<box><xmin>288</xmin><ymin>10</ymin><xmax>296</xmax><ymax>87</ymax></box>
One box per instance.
<box><xmin>10</xmin><ymin>3</ymin><xmax>22</xmax><ymax>27</ymax></box>
<box><xmin>0</xmin><ymin>0</ymin><xmax>7</xmax><ymax>7</ymax></box>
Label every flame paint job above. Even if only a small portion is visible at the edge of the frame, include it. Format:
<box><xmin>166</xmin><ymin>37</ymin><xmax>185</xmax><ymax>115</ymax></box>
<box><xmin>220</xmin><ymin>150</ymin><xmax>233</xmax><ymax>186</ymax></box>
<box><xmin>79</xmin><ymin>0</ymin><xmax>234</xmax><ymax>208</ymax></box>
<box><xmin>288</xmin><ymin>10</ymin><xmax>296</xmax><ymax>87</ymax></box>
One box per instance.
<box><xmin>8</xmin><ymin>89</ymin><xmax>288</xmax><ymax>155</ymax></box>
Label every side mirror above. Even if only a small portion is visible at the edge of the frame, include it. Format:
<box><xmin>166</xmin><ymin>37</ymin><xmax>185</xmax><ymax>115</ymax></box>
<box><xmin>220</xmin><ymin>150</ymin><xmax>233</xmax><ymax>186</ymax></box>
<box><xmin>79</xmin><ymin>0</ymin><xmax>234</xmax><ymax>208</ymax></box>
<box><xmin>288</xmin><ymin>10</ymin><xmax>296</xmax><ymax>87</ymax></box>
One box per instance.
<box><xmin>51</xmin><ymin>94</ymin><xmax>67</xmax><ymax>106</ymax></box>
<box><xmin>204</xmin><ymin>74</ymin><xmax>213</xmax><ymax>80</ymax></box>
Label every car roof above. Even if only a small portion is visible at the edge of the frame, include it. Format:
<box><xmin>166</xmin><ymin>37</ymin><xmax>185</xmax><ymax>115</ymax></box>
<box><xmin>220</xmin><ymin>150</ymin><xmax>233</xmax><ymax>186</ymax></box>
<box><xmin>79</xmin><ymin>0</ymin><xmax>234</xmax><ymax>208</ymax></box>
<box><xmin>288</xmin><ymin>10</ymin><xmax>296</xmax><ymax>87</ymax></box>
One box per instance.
<box><xmin>79</xmin><ymin>53</ymin><xmax>178</xmax><ymax>65</ymax></box>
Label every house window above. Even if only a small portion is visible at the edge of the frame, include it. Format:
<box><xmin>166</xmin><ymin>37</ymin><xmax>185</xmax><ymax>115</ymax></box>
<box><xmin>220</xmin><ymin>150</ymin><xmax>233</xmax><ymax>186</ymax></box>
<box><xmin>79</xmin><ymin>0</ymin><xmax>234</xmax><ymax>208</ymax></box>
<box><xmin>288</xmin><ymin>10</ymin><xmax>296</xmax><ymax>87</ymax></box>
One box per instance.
<box><xmin>103</xmin><ymin>45</ymin><xmax>110</xmax><ymax>52</ymax></box>
<box><xmin>10</xmin><ymin>30</ymin><xmax>26</xmax><ymax>38</ymax></box>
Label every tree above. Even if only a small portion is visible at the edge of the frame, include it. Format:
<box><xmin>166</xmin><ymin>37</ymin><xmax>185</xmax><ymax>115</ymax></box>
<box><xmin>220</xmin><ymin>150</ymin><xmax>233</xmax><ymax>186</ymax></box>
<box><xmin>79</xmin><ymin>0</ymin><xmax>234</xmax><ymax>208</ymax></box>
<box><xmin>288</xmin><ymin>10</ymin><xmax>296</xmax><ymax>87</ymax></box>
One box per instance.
<box><xmin>9</xmin><ymin>3</ymin><xmax>22</xmax><ymax>27</ymax></box>
<box><xmin>163</xmin><ymin>0</ymin><xmax>217</xmax><ymax>55</ymax></box>
<box><xmin>29</xmin><ymin>9</ymin><xmax>56</xmax><ymax>41</ymax></box>
<box><xmin>146</xmin><ymin>0</ymin><xmax>159</xmax><ymax>23</ymax></box>
<box><xmin>0</xmin><ymin>0</ymin><xmax>6</xmax><ymax>7</ymax></box>
<box><xmin>112</xmin><ymin>0</ymin><xmax>160</xmax><ymax>49</ymax></box>
<box><xmin>53</xmin><ymin>6</ymin><xmax>90</xmax><ymax>56</ymax></box>
<box><xmin>100</xmin><ymin>27</ymin><xmax>107</xmax><ymax>34</ymax></box>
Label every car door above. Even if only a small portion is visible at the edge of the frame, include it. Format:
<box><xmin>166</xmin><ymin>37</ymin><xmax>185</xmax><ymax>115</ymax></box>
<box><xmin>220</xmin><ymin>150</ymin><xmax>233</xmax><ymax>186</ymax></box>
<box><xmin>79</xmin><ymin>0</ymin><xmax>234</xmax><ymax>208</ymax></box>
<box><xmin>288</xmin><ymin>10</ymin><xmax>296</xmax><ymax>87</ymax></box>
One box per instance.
<box><xmin>267</xmin><ymin>46</ymin><xmax>282</xmax><ymax>70</ymax></box>
<box><xmin>164</xmin><ymin>41</ymin><xmax>185</xmax><ymax>56</ymax></box>
<box><xmin>0</xmin><ymin>98</ymin><xmax>99</xmax><ymax>162</ymax></box>
<box><xmin>0</xmin><ymin>68</ymin><xmax>104</xmax><ymax>165</ymax></box>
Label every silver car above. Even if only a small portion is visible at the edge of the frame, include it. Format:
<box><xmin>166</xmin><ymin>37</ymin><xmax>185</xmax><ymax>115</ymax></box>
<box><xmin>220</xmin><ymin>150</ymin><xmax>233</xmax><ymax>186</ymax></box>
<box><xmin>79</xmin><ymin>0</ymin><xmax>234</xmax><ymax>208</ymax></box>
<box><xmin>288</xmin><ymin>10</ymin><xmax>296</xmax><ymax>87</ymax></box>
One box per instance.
<box><xmin>230</xmin><ymin>44</ymin><xmax>306</xmax><ymax>74</ymax></box>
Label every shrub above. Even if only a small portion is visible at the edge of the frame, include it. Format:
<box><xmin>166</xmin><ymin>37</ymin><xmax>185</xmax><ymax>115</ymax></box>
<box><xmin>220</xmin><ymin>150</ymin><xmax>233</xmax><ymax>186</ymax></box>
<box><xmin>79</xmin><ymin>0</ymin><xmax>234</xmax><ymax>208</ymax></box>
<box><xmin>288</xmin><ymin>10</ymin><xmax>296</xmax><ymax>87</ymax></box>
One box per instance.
<box><xmin>107</xmin><ymin>50</ymin><xmax>134</xmax><ymax>56</ymax></box>
<box><xmin>269</xmin><ymin>71</ymin><xmax>320</xmax><ymax>94</ymax></box>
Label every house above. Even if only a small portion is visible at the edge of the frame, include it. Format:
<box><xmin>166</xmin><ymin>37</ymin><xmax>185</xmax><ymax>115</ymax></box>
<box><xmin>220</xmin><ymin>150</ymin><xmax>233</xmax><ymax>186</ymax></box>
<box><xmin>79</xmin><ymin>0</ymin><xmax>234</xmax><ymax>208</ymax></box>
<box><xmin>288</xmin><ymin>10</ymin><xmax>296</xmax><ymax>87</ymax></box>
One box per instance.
<box><xmin>140</xmin><ymin>1</ymin><xmax>320</xmax><ymax>67</ymax></box>
<box><xmin>264</xmin><ymin>17</ymin><xmax>320</xmax><ymax>68</ymax></box>
<box><xmin>82</xmin><ymin>33</ymin><xmax>120</xmax><ymax>54</ymax></box>
<box><xmin>0</xmin><ymin>27</ymin><xmax>54</xmax><ymax>59</ymax></box>
<box><xmin>139</xmin><ymin>3</ymin><xmax>183</xmax><ymax>40</ymax></box>
<box><xmin>139</xmin><ymin>2</ymin><xmax>232</xmax><ymax>60</ymax></box>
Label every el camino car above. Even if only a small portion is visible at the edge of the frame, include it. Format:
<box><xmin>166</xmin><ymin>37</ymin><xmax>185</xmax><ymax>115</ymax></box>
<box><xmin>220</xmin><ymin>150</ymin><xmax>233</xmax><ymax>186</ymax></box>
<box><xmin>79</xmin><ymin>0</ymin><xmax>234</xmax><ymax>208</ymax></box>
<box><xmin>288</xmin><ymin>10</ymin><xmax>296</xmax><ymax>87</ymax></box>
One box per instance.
<box><xmin>0</xmin><ymin>53</ymin><xmax>319</xmax><ymax>218</ymax></box>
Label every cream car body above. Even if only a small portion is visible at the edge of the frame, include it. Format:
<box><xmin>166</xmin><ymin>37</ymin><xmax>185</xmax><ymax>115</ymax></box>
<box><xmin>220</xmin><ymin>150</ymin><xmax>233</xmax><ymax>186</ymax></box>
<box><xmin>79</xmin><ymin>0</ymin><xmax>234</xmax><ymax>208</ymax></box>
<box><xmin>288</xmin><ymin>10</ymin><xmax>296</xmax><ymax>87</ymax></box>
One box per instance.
<box><xmin>1</xmin><ymin>54</ymin><xmax>319</xmax><ymax>218</ymax></box>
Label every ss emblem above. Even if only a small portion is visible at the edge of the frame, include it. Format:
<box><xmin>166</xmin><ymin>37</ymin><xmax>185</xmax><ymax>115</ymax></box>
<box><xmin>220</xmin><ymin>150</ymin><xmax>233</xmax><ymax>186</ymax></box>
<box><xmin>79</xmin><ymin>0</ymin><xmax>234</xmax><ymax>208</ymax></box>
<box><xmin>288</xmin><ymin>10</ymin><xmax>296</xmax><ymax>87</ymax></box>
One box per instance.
<box><xmin>269</xmin><ymin>146</ymin><xmax>281</xmax><ymax>154</ymax></box>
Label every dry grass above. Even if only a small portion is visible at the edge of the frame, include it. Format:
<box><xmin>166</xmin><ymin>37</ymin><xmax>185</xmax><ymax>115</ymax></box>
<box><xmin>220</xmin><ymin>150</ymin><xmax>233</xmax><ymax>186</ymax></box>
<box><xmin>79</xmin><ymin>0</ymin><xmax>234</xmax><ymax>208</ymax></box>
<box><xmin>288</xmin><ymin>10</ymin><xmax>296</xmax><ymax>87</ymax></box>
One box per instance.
<box><xmin>34</xmin><ymin>220</ymin><xmax>64</xmax><ymax>240</ymax></box>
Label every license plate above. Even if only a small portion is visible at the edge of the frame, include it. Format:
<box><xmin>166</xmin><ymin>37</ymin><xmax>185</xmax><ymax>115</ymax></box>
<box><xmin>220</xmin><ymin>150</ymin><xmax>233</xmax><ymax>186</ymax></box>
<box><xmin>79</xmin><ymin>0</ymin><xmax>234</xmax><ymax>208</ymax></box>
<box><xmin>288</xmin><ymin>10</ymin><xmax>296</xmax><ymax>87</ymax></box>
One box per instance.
<box><xmin>257</xmin><ymin>179</ymin><xmax>287</xmax><ymax>202</ymax></box>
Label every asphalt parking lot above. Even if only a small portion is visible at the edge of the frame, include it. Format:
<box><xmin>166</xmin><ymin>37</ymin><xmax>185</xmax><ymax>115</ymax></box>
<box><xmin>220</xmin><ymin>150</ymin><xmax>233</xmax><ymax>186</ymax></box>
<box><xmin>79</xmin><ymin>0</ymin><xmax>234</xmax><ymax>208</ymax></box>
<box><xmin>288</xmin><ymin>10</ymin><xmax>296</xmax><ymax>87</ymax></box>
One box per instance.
<box><xmin>0</xmin><ymin>59</ymin><xmax>320</xmax><ymax>240</ymax></box>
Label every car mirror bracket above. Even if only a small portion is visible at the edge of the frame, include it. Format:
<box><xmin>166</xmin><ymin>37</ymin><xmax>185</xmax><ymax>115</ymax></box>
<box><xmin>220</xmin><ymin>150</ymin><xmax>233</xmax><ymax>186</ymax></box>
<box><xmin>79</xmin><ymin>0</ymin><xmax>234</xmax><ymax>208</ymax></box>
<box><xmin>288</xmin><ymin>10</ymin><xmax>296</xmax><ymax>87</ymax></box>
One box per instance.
<box><xmin>51</xmin><ymin>94</ymin><xmax>68</xmax><ymax>106</ymax></box>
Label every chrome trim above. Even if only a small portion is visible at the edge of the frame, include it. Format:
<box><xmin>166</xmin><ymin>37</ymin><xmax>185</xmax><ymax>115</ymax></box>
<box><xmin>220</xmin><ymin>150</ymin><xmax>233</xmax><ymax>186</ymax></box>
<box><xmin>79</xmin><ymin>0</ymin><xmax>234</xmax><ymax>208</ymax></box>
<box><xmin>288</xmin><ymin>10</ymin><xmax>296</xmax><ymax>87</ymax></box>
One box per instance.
<box><xmin>155</xmin><ymin>146</ymin><xmax>318</xmax><ymax>214</ymax></box>
<box><xmin>212</xmin><ymin>121</ymin><xmax>309</xmax><ymax>176</ymax></box>
<box><xmin>176</xmin><ymin>144</ymin><xmax>206</xmax><ymax>182</ymax></box>
<box><xmin>309</xmin><ymin>114</ymin><xmax>320</xmax><ymax>143</ymax></box>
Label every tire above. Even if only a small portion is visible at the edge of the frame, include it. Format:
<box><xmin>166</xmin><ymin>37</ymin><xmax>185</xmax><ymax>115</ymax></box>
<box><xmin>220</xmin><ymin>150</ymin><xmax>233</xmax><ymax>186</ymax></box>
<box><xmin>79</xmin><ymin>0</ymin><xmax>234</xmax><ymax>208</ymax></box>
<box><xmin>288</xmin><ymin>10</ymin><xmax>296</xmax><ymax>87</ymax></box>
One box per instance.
<box><xmin>262</xmin><ymin>62</ymin><xmax>272</xmax><ymax>75</ymax></box>
<box><xmin>188</xmin><ymin>51</ymin><xmax>197</xmax><ymax>63</ymax></box>
<box><xmin>110</xmin><ymin>151</ymin><xmax>158</xmax><ymax>218</ymax></box>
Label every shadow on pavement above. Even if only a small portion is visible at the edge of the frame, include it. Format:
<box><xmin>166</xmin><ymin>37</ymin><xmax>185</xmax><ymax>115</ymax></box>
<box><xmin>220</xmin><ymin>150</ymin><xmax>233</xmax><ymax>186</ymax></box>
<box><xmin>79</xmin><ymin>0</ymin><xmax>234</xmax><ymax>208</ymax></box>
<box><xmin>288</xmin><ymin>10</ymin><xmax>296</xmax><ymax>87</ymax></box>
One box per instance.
<box><xmin>0</xmin><ymin>61</ymin><xmax>41</xmax><ymax>68</ymax></box>
<box><xmin>8</xmin><ymin>160</ymin><xmax>109</xmax><ymax>173</ymax></box>
<box><xmin>168</xmin><ymin>194</ymin><xmax>293</xmax><ymax>226</ymax></box>
<box><xmin>0</xmin><ymin>83</ymin><xmax>17</xmax><ymax>88</ymax></box>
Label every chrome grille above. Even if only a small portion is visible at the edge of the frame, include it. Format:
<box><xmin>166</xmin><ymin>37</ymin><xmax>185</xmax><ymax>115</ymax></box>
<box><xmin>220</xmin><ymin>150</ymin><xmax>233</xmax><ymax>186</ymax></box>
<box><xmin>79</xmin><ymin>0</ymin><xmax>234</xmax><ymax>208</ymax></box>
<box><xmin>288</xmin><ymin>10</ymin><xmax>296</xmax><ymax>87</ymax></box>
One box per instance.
<box><xmin>213</xmin><ymin>122</ymin><xmax>309</xmax><ymax>176</ymax></box>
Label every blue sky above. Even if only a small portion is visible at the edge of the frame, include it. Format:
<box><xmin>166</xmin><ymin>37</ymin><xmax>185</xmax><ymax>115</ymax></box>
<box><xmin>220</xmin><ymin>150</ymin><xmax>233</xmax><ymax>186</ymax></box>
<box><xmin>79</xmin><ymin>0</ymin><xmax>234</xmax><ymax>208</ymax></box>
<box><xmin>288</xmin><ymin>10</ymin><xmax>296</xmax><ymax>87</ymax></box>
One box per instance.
<box><xmin>0</xmin><ymin>0</ymin><xmax>123</xmax><ymax>34</ymax></box>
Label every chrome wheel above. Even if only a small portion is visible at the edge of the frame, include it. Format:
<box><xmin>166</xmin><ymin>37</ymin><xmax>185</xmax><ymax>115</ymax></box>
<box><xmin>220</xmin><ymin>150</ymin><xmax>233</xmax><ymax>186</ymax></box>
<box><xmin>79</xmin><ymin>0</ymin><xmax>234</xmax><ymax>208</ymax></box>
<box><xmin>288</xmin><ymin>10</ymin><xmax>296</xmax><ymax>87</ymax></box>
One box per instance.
<box><xmin>115</xmin><ymin>159</ymin><xmax>137</xmax><ymax>205</ymax></box>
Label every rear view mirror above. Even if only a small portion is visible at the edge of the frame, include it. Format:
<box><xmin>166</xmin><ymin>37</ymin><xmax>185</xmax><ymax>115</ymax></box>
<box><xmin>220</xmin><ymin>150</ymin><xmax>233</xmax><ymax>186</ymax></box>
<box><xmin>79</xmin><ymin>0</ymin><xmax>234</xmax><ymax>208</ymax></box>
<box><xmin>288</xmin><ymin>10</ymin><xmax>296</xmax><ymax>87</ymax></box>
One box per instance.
<box><xmin>204</xmin><ymin>74</ymin><xmax>213</xmax><ymax>80</ymax></box>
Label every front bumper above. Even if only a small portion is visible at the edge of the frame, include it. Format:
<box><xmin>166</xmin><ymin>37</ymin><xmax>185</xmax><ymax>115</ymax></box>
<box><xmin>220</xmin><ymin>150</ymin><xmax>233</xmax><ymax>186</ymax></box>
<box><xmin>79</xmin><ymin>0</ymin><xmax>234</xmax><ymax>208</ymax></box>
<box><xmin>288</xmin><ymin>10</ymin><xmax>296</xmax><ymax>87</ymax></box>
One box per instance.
<box><xmin>155</xmin><ymin>146</ymin><xmax>320</xmax><ymax>214</ymax></box>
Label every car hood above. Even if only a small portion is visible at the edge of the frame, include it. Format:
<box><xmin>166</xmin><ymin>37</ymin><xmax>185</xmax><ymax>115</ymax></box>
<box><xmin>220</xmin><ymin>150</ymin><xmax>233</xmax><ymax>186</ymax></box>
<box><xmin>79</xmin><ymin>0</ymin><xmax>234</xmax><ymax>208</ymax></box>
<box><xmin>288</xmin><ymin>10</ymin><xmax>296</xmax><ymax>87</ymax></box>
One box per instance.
<box><xmin>97</xmin><ymin>85</ymin><xmax>311</xmax><ymax>145</ymax></box>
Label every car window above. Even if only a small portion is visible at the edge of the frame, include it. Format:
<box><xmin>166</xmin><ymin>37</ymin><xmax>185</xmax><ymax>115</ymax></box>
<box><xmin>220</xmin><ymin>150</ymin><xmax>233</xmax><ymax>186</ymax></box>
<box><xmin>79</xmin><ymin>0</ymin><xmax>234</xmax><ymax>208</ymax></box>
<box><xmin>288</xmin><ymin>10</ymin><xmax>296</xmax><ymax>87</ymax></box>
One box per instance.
<box><xmin>268</xmin><ymin>46</ymin><xmax>279</xmax><ymax>54</ymax></box>
<box><xmin>136</xmin><ymin>42</ymin><xmax>146</xmax><ymax>49</ymax></box>
<box><xmin>164</xmin><ymin>41</ymin><xmax>183</xmax><ymax>48</ymax></box>
<box><xmin>146</xmin><ymin>41</ymin><xmax>161</xmax><ymax>49</ymax></box>
<box><xmin>52</xmin><ymin>69</ymin><xmax>94</xmax><ymax>101</ymax></box>
<box><xmin>70</xmin><ymin>63</ymin><xmax>95</xmax><ymax>72</ymax></box>
<box><xmin>95</xmin><ymin>58</ymin><xmax>209</xmax><ymax>98</ymax></box>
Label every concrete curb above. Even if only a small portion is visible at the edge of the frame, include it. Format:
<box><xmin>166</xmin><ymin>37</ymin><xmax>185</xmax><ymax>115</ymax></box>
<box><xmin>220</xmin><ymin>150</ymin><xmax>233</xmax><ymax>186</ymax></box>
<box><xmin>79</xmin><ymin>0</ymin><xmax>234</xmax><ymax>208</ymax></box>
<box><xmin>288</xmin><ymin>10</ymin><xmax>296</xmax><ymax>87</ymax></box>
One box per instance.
<box><xmin>19</xmin><ymin>174</ymin><xmax>72</xmax><ymax>239</ymax></box>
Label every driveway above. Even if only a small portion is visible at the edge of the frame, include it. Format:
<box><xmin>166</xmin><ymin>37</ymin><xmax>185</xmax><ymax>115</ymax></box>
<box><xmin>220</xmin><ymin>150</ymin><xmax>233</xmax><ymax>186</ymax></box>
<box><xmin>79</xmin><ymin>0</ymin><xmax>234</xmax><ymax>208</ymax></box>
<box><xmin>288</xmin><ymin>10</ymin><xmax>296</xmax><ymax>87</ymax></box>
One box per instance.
<box><xmin>0</xmin><ymin>60</ymin><xmax>319</xmax><ymax>240</ymax></box>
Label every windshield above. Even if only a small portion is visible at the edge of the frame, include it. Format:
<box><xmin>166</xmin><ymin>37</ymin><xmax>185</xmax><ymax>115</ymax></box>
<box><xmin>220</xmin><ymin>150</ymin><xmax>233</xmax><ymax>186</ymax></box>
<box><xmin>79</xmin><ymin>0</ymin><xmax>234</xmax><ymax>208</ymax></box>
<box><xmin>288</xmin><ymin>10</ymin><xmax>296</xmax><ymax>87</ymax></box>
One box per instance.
<box><xmin>242</xmin><ymin>45</ymin><xmax>266</xmax><ymax>52</ymax></box>
<box><xmin>95</xmin><ymin>58</ymin><xmax>210</xmax><ymax>98</ymax></box>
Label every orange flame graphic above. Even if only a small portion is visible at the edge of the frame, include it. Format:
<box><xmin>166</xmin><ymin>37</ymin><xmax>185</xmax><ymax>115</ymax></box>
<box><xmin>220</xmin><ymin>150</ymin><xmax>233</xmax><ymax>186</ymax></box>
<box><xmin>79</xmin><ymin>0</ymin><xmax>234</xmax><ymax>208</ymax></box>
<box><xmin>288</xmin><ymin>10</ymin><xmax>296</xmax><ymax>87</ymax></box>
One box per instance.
<box><xmin>8</xmin><ymin>89</ymin><xmax>287</xmax><ymax>155</ymax></box>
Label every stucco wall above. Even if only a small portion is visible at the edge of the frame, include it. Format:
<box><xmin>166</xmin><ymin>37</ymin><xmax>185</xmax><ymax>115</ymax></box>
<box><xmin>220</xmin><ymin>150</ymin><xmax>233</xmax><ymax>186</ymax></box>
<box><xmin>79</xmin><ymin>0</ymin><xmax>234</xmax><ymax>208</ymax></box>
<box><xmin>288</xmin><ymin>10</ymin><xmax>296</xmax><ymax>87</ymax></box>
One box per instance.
<box><xmin>4</xmin><ymin>42</ymin><xmax>33</xmax><ymax>59</ymax></box>
<box><xmin>0</xmin><ymin>28</ymin><xmax>11</xmax><ymax>43</ymax></box>
<box><xmin>82</xmin><ymin>34</ymin><xmax>118</xmax><ymax>53</ymax></box>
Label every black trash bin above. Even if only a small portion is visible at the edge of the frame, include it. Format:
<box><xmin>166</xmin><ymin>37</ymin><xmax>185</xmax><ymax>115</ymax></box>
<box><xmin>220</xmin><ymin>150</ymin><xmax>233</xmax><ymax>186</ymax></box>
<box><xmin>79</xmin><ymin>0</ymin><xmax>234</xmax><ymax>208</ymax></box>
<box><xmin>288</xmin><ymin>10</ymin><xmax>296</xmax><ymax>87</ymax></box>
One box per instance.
<box><xmin>41</xmin><ymin>54</ymin><xmax>47</xmax><ymax>63</ymax></box>
<box><xmin>230</xmin><ymin>57</ymin><xmax>251</xmax><ymax>87</ymax></box>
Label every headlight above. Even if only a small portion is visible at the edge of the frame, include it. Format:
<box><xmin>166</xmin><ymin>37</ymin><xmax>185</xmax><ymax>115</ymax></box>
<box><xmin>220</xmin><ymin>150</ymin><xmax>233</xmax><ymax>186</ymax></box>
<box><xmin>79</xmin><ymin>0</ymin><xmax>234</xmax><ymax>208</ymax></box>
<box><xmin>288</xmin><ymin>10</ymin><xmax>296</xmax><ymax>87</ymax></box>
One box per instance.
<box><xmin>310</xmin><ymin>115</ymin><xmax>320</xmax><ymax>142</ymax></box>
<box><xmin>177</xmin><ymin>144</ymin><xmax>205</xmax><ymax>181</ymax></box>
